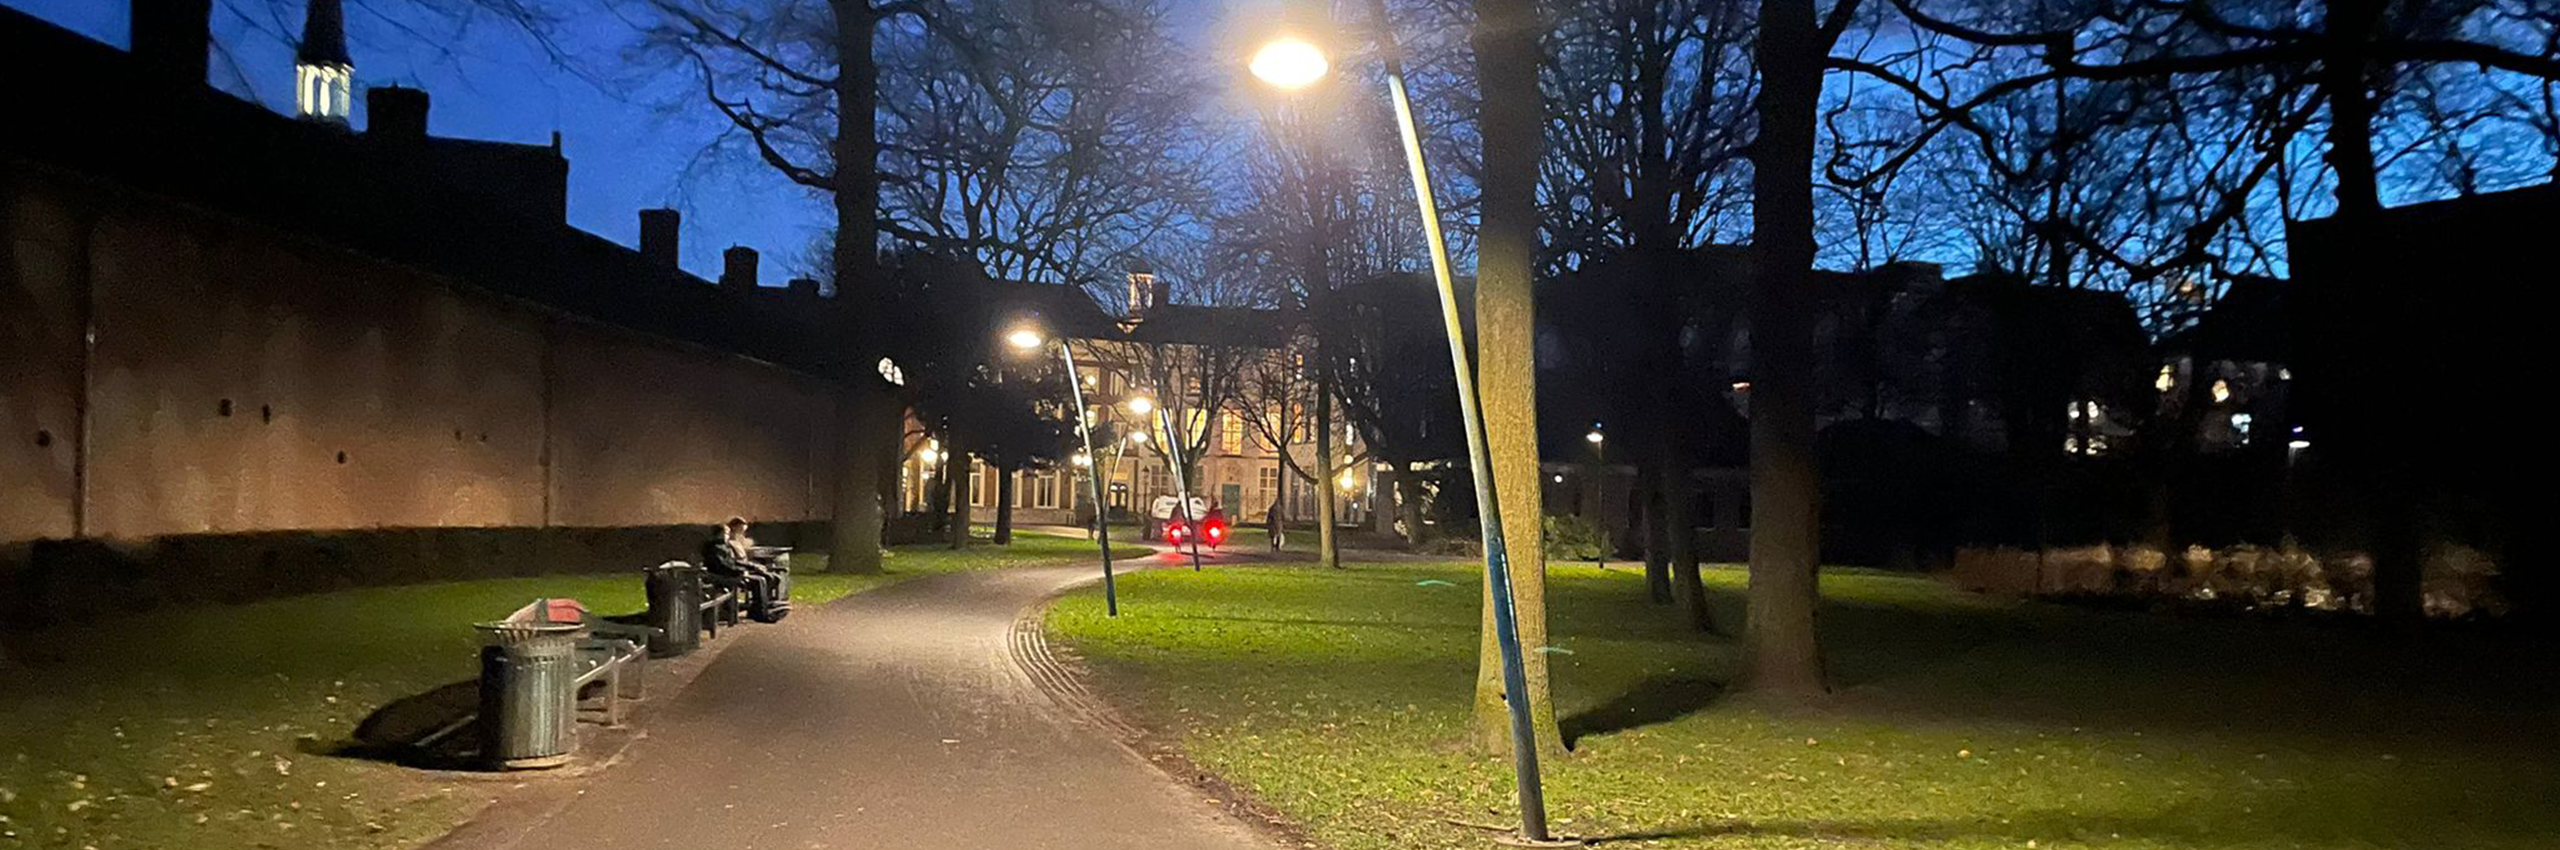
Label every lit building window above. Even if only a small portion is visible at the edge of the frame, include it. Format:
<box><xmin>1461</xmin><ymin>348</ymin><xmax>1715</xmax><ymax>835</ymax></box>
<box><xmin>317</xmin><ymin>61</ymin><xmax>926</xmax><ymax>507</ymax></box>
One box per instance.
<box><xmin>2210</xmin><ymin>379</ymin><xmax>2233</xmax><ymax>404</ymax></box>
<box><xmin>2156</xmin><ymin>364</ymin><xmax>2176</xmax><ymax>393</ymax></box>
<box><xmin>295</xmin><ymin>63</ymin><xmax>352</xmax><ymax>123</ymax></box>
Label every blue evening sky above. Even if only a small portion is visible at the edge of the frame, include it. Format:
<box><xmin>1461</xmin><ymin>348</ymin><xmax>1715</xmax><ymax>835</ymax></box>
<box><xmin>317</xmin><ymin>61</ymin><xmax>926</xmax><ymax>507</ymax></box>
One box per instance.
<box><xmin>4</xmin><ymin>0</ymin><xmax>827</xmax><ymax>283</ymax></box>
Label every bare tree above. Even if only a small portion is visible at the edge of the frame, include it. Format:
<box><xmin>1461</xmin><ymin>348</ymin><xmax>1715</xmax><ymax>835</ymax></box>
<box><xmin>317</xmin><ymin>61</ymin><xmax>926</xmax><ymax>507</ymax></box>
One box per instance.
<box><xmin>1215</xmin><ymin>98</ymin><xmax>1416</xmax><ymax>569</ymax></box>
<box><xmin>628</xmin><ymin>0</ymin><xmax>906</xmax><ymax>573</ymax></box>
<box><xmin>874</xmin><ymin>0</ymin><xmax>1206</xmax><ymax>294</ymax></box>
<box><xmin>1084</xmin><ymin>250</ymin><xmax>1261</xmax><ymax>501</ymax></box>
<box><xmin>1734</xmin><ymin>0</ymin><xmax>1863</xmax><ymax>699</ymax></box>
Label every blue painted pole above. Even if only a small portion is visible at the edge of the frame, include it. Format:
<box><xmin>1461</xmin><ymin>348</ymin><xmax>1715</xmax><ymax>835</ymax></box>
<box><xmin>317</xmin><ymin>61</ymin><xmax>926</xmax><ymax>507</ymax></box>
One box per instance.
<box><xmin>1058</xmin><ymin>342</ymin><xmax>1116</xmax><ymax>616</ymax></box>
<box><xmin>1366</xmin><ymin>0</ymin><xmax>1551</xmax><ymax>838</ymax></box>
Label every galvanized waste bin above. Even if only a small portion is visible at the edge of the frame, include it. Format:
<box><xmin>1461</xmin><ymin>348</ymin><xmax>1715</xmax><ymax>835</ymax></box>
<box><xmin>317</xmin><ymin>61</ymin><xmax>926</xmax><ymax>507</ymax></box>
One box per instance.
<box><xmin>748</xmin><ymin>548</ymin><xmax>793</xmax><ymax>623</ymax></box>
<box><xmin>475</xmin><ymin>620</ymin><xmax>582</xmax><ymax>770</ymax></box>
<box><xmin>643</xmin><ymin>561</ymin><xmax>702</xmax><ymax>657</ymax></box>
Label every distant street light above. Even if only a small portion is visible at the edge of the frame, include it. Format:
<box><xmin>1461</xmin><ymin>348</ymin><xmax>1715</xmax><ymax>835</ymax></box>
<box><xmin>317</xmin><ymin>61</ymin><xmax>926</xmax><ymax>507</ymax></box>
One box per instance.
<box><xmin>1252</xmin><ymin>5</ymin><xmax>1560</xmax><ymax>844</ymax></box>
<box><xmin>1125</xmin><ymin>394</ymin><xmax>1155</xmax><ymax>416</ymax></box>
<box><xmin>1004</xmin><ymin>321</ymin><xmax>1118</xmax><ymax>617</ymax></box>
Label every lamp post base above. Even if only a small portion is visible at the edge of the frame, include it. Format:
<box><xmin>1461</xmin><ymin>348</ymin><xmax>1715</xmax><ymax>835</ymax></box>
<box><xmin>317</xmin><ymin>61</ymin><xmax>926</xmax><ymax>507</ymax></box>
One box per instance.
<box><xmin>1492</xmin><ymin>833</ymin><xmax>1585</xmax><ymax>848</ymax></box>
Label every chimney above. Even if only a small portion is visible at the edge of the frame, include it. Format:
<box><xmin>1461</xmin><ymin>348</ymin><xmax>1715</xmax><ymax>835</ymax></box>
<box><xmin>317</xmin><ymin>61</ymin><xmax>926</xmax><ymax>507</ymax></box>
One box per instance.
<box><xmin>786</xmin><ymin>277</ymin><xmax>820</xmax><ymax>299</ymax></box>
<box><xmin>638</xmin><ymin>209</ymin><xmax>681</xmax><ymax>270</ymax></box>
<box><xmin>366</xmin><ymin>86</ymin><xmax>429</xmax><ymax>140</ymax></box>
<box><xmin>130</xmin><ymin>0</ymin><xmax>212</xmax><ymax>87</ymax></box>
<box><xmin>720</xmin><ymin>246</ymin><xmax>760</xmax><ymax>294</ymax></box>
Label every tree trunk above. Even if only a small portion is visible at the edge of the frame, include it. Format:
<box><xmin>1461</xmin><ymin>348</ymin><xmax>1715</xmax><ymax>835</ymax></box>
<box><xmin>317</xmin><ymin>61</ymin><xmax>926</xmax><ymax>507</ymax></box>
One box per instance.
<box><xmin>948</xmin><ymin>456</ymin><xmax>974</xmax><ymax>549</ymax></box>
<box><xmin>1739</xmin><ymin>0</ymin><xmax>1829</xmax><ymax>698</ymax></box>
<box><xmin>827</xmin><ymin>385</ymin><xmax>894</xmax><ymax>574</ymax></box>
<box><xmin>829</xmin><ymin>0</ymin><xmax>879</xmax><ymax>292</ymax></box>
<box><xmin>2315</xmin><ymin>0</ymin><xmax>2423</xmax><ymax>624</ymax></box>
<box><xmin>1641</xmin><ymin>463</ymin><xmax>1672</xmax><ymax>604</ymax></box>
<box><xmin>1466</xmin><ymin>0</ymin><xmax>1562</xmax><ymax>758</ymax></box>
<box><xmin>821</xmin><ymin>0</ymin><xmax>888</xmax><ymax>573</ymax></box>
<box><xmin>993</xmin><ymin>466</ymin><xmax>1016</xmax><ymax>544</ymax></box>
<box><xmin>1316</xmin><ymin>373</ymin><xmax>1343</xmax><ymax>568</ymax></box>
<box><xmin>1662</xmin><ymin>445</ymin><xmax>1714</xmax><ymax>632</ymax></box>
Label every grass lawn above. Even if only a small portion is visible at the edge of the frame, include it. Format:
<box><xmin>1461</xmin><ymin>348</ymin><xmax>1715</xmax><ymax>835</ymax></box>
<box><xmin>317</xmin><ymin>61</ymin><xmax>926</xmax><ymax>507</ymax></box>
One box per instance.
<box><xmin>1047</xmin><ymin>562</ymin><xmax>2560</xmax><ymax>850</ymax></box>
<box><xmin>0</xmin><ymin>531</ymin><xmax>1118</xmax><ymax>850</ymax></box>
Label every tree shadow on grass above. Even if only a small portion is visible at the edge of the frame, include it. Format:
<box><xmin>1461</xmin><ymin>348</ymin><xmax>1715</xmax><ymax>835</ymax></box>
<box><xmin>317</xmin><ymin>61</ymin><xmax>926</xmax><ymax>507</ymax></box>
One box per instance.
<box><xmin>1559</xmin><ymin>675</ymin><xmax>1724</xmax><ymax>749</ymax></box>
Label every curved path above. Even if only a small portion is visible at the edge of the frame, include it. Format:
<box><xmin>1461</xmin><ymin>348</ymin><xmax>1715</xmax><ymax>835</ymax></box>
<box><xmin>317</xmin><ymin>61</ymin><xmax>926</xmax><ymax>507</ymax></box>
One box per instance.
<box><xmin>445</xmin><ymin>556</ymin><xmax>1278</xmax><ymax>850</ymax></box>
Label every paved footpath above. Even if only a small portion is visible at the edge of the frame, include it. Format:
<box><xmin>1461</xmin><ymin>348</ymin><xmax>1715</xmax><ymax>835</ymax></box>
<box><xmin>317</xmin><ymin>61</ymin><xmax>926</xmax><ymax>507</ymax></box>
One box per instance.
<box><xmin>442</xmin><ymin>556</ymin><xmax>1279</xmax><ymax>850</ymax></box>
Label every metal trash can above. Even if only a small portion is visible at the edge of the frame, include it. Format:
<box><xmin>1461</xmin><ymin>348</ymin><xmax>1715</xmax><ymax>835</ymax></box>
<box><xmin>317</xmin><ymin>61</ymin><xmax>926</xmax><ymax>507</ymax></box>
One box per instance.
<box><xmin>643</xmin><ymin>561</ymin><xmax>701</xmax><ymax>658</ymax></box>
<box><xmin>749</xmin><ymin>549</ymin><xmax>793</xmax><ymax>623</ymax></box>
<box><xmin>475</xmin><ymin>620</ymin><xmax>582</xmax><ymax>770</ymax></box>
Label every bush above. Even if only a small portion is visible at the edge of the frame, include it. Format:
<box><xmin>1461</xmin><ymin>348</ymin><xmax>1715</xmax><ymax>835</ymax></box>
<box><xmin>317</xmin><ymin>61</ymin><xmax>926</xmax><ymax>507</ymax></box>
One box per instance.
<box><xmin>1543</xmin><ymin>514</ymin><xmax>1608</xmax><ymax>561</ymax></box>
<box><xmin>1950</xmin><ymin>541</ymin><xmax>2504</xmax><ymax>618</ymax></box>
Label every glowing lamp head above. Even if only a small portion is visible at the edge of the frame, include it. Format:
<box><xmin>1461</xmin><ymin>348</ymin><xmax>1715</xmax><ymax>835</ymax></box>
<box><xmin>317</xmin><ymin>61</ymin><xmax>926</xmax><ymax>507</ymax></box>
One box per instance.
<box><xmin>1250</xmin><ymin>37</ymin><xmax>1330</xmax><ymax>90</ymax></box>
<box><xmin>1125</xmin><ymin>395</ymin><xmax>1156</xmax><ymax>416</ymax></box>
<box><xmin>1128</xmin><ymin>430</ymin><xmax>1151</xmax><ymax>445</ymax></box>
<box><xmin>1585</xmin><ymin>429</ymin><xmax>1605</xmax><ymax>445</ymax></box>
<box><xmin>1005</xmin><ymin>326</ymin><xmax>1046</xmax><ymax>351</ymax></box>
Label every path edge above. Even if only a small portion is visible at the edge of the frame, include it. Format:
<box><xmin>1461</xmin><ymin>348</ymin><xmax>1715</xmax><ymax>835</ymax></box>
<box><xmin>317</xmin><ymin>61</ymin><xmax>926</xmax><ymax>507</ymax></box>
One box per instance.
<box><xmin>1008</xmin><ymin>595</ymin><xmax>1323</xmax><ymax>850</ymax></box>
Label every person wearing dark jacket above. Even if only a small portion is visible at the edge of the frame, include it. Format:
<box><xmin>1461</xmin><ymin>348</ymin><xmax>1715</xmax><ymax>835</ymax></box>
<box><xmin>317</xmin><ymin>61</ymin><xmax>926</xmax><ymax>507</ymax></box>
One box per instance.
<box><xmin>703</xmin><ymin>517</ymin><xmax>789</xmax><ymax>622</ymax></box>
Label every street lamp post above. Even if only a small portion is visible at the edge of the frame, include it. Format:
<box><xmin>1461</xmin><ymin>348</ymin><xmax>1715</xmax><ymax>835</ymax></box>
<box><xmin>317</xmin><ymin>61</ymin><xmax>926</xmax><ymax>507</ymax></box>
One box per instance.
<box><xmin>1129</xmin><ymin>393</ymin><xmax>1207</xmax><ymax>571</ymax></box>
<box><xmin>1254</xmin><ymin>8</ymin><xmax>1560</xmax><ymax>844</ymax></box>
<box><xmin>1586</xmin><ymin>426</ymin><xmax>1606</xmax><ymax>571</ymax></box>
<box><xmin>1010</xmin><ymin>325</ymin><xmax>1118</xmax><ymax>617</ymax></box>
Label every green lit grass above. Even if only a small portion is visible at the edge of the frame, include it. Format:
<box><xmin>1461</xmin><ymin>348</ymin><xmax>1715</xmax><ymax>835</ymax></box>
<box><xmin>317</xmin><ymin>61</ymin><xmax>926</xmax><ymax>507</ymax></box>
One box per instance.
<box><xmin>0</xmin><ymin>531</ymin><xmax>1116</xmax><ymax>850</ymax></box>
<box><xmin>1048</xmin><ymin>562</ymin><xmax>2560</xmax><ymax>849</ymax></box>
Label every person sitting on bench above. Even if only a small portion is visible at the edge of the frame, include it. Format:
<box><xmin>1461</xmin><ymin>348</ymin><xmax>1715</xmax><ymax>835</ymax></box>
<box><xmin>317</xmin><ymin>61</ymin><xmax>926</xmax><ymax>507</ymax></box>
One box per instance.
<box><xmin>703</xmin><ymin>517</ymin><xmax>786</xmax><ymax>620</ymax></box>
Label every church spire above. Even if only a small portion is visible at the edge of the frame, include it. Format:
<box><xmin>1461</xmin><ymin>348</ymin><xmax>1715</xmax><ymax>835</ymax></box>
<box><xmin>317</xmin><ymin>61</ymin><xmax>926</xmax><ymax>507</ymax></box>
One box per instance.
<box><xmin>293</xmin><ymin>0</ymin><xmax>351</xmax><ymax>123</ymax></box>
